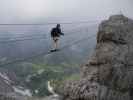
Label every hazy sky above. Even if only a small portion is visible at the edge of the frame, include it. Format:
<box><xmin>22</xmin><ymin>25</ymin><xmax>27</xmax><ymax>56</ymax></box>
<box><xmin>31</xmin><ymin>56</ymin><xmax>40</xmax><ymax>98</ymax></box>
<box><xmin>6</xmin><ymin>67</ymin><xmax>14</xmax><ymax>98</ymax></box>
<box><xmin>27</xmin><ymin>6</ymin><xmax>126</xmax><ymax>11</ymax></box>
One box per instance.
<box><xmin>0</xmin><ymin>0</ymin><xmax>132</xmax><ymax>23</ymax></box>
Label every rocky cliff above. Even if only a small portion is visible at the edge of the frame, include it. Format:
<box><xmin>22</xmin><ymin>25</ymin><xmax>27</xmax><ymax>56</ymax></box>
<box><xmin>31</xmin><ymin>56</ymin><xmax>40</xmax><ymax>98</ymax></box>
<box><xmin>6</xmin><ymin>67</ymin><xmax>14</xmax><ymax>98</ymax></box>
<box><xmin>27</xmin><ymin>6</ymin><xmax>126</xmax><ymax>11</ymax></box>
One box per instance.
<box><xmin>0</xmin><ymin>68</ymin><xmax>29</xmax><ymax>100</ymax></box>
<box><xmin>62</xmin><ymin>15</ymin><xmax>133</xmax><ymax>100</ymax></box>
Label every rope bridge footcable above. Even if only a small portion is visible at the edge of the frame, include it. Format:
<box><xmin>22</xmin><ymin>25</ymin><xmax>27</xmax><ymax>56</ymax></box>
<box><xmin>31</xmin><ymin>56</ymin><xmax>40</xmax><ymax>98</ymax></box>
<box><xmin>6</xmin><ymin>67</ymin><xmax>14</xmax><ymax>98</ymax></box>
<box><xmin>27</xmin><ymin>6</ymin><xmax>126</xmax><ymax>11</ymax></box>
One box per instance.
<box><xmin>0</xmin><ymin>34</ymin><xmax>96</xmax><ymax>67</ymax></box>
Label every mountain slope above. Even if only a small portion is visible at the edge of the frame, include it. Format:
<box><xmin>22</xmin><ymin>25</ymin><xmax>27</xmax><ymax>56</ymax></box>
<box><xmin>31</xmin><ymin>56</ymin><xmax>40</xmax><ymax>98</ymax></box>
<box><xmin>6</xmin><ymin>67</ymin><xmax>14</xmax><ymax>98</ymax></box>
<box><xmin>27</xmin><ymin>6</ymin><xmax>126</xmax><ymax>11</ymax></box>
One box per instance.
<box><xmin>62</xmin><ymin>15</ymin><xmax>133</xmax><ymax>100</ymax></box>
<box><xmin>0</xmin><ymin>68</ymin><xmax>31</xmax><ymax>100</ymax></box>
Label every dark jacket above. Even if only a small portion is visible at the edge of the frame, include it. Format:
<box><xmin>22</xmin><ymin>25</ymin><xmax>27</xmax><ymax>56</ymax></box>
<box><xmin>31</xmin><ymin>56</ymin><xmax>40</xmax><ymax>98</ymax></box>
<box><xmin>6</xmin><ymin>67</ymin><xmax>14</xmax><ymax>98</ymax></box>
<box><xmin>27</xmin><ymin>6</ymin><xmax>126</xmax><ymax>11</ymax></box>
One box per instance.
<box><xmin>51</xmin><ymin>27</ymin><xmax>64</xmax><ymax>37</ymax></box>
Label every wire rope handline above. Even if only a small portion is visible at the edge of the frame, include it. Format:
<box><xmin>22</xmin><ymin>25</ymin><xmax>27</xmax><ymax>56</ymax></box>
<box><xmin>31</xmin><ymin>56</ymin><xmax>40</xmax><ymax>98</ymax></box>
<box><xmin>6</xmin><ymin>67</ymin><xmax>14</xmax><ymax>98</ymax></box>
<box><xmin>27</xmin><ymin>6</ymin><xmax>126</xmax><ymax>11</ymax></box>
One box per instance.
<box><xmin>0</xmin><ymin>34</ymin><xmax>96</xmax><ymax>67</ymax></box>
<box><xmin>0</xmin><ymin>22</ymin><xmax>98</xmax><ymax>43</ymax></box>
<box><xmin>0</xmin><ymin>20</ymin><xmax>99</xmax><ymax>26</ymax></box>
<box><xmin>0</xmin><ymin>34</ymin><xmax>46</xmax><ymax>40</ymax></box>
<box><xmin>0</xmin><ymin>36</ymin><xmax>47</xmax><ymax>44</ymax></box>
<box><xmin>0</xmin><ymin>29</ymin><xmax>92</xmax><ymax>44</ymax></box>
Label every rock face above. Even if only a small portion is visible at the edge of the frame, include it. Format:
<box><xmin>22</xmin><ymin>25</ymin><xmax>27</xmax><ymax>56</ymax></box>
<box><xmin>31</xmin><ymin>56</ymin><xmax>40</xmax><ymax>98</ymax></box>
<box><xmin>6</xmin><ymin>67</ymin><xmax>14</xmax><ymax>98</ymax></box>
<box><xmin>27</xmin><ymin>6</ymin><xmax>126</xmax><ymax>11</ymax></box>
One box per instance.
<box><xmin>0</xmin><ymin>68</ymin><xmax>28</xmax><ymax>100</ymax></box>
<box><xmin>62</xmin><ymin>15</ymin><xmax>133</xmax><ymax>100</ymax></box>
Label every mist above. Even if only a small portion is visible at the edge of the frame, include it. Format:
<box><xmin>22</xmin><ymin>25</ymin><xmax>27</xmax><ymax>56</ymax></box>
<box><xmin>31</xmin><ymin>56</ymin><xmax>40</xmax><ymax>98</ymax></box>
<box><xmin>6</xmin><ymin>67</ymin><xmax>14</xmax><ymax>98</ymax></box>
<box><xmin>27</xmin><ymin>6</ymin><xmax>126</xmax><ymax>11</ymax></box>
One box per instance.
<box><xmin>0</xmin><ymin>0</ymin><xmax>132</xmax><ymax>24</ymax></box>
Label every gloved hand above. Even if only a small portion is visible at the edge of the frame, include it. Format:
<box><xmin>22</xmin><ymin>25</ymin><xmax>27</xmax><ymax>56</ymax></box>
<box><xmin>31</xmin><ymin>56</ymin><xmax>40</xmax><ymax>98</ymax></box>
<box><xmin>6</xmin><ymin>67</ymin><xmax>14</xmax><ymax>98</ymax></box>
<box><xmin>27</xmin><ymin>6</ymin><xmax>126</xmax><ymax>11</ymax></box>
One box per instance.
<box><xmin>60</xmin><ymin>33</ymin><xmax>64</xmax><ymax>36</ymax></box>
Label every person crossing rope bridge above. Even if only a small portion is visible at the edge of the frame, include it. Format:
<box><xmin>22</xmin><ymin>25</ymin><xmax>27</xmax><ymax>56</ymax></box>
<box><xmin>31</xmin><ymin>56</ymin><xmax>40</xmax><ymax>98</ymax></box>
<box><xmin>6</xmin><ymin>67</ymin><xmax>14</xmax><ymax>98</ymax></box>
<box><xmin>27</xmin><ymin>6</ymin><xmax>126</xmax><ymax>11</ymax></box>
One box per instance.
<box><xmin>0</xmin><ymin>34</ymin><xmax>96</xmax><ymax>67</ymax></box>
<box><xmin>50</xmin><ymin>24</ymin><xmax>64</xmax><ymax>52</ymax></box>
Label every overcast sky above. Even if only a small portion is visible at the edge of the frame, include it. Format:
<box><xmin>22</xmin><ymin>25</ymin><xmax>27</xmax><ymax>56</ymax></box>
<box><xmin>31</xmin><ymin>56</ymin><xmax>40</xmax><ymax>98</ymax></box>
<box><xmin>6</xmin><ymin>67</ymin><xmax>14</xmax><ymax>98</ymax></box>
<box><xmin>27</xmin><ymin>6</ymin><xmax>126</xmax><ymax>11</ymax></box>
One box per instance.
<box><xmin>0</xmin><ymin>0</ymin><xmax>132</xmax><ymax>23</ymax></box>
